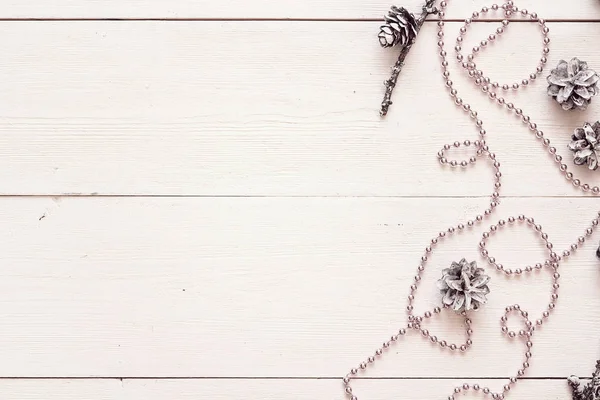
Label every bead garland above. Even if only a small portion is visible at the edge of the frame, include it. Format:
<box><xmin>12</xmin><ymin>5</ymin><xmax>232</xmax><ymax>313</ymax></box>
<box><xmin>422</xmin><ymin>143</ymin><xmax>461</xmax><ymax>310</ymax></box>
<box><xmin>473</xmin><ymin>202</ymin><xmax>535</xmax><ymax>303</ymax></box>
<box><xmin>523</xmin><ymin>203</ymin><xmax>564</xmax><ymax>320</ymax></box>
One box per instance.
<box><xmin>342</xmin><ymin>1</ymin><xmax>600</xmax><ymax>399</ymax></box>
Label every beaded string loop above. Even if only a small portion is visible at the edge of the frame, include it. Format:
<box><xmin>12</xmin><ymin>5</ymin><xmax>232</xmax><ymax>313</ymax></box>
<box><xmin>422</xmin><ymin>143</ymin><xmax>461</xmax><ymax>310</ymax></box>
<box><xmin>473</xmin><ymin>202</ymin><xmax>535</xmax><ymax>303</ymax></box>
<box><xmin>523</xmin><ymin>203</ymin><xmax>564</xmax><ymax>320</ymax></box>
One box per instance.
<box><xmin>343</xmin><ymin>1</ymin><xmax>600</xmax><ymax>399</ymax></box>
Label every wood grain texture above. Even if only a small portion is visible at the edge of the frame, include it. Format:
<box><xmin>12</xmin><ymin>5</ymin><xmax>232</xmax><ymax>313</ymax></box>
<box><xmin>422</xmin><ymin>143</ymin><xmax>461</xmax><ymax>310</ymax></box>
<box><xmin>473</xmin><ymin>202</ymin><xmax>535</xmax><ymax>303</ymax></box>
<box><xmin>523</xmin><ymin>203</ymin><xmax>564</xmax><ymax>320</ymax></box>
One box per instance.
<box><xmin>0</xmin><ymin>379</ymin><xmax>575</xmax><ymax>399</ymax></box>
<box><xmin>0</xmin><ymin>197</ymin><xmax>598</xmax><ymax>377</ymax></box>
<box><xmin>0</xmin><ymin>22</ymin><xmax>599</xmax><ymax>196</ymax></box>
<box><xmin>0</xmin><ymin>0</ymin><xmax>598</xmax><ymax>20</ymax></box>
<box><xmin>0</xmin><ymin>3</ymin><xmax>598</xmax><ymax>397</ymax></box>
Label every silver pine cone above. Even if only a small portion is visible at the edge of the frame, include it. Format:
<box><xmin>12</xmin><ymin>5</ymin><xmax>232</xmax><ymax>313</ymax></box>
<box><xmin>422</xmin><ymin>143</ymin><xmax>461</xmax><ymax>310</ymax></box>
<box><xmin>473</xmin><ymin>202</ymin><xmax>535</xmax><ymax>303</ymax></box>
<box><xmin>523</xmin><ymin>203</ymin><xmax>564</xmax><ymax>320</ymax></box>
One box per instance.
<box><xmin>568</xmin><ymin>121</ymin><xmax>600</xmax><ymax>170</ymax></box>
<box><xmin>378</xmin><ymin>6</ymin><xmax>418</xmax><ymax>48</ymax></box>
<box><xmin>437</xmin><ymin>259</ymin><xmax>490</xmax><ymax>313</ymax></box>
<box><xmin>568</xmin><ymin>360</ymin><xmax>600</xmax><ymax>400</ymax></box>
<box><xmin>547</xmin><ymin>58</ymin><xmax>599</xmax><ymax>111</ymax></box>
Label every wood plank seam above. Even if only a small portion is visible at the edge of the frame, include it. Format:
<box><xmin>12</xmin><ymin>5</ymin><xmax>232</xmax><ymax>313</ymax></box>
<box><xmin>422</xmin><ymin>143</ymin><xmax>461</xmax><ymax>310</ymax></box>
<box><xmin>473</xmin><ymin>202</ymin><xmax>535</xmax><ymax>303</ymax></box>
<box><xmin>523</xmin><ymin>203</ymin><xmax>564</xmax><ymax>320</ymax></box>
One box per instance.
<box><xmin>0</xmin><ymin>18</ymin><xmax>597</xmax><ymax>22</ymax></box>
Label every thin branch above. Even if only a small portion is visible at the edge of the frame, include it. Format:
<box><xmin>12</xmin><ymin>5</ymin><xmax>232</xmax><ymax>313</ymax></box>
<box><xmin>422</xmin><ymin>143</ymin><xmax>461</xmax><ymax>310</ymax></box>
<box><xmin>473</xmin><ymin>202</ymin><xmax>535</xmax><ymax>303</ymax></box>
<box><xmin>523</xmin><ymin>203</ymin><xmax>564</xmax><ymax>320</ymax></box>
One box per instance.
<box><xmin>380</xmin><ymin>0</ymin><xmax>438</xmax><ymax>117</ymax></box>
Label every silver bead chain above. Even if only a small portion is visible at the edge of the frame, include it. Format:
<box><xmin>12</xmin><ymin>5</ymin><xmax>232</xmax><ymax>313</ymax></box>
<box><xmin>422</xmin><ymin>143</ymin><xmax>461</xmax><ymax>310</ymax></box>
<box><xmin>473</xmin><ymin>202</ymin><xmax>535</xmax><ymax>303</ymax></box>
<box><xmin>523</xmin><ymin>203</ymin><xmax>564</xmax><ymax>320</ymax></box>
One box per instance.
<box><xmin>343</xmin><ymin>1</ymin><xmax>600</xmax><ymax>399</ymax></box>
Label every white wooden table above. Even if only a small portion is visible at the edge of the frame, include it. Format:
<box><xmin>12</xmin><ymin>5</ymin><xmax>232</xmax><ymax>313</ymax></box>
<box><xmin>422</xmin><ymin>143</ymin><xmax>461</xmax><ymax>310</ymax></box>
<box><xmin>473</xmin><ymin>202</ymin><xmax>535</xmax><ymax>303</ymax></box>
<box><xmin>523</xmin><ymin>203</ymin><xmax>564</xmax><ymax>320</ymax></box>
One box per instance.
<box><xmin>0</xmin><ymin>1</ymin><xmax>599</xmax><ymax>398</ymax></box>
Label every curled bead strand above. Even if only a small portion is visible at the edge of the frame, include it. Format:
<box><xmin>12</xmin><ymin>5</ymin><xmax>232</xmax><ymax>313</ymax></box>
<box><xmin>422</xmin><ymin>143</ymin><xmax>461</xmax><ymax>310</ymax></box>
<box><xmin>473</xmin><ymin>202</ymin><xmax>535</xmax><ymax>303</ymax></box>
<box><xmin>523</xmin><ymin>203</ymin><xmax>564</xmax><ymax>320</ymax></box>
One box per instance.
<box><xmin>343</xmin><ymin>2</ymin><xmax>598</xmax><ymax>399</ymax></box>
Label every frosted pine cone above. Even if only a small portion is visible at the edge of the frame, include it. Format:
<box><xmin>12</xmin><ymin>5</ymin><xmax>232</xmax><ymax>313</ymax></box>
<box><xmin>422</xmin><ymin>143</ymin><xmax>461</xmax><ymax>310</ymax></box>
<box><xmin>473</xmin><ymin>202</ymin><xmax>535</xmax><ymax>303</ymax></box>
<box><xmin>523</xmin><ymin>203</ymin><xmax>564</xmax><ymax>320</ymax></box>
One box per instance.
<box><xmin>568</xmin><ymin>121</ymin><xmax>600</xmax><ymax>170</ymax></box>
<box><xmin>437</xmin><ymin>259</ymin><xmax>490</xmax><ymax>313</ymax></box>
<box><xmin>547</xmin><ymin>58</ymin><xmax>599</xmax><ymax>111</ymax></box>
<box><xmin>568</xmin><ymin>360</ymin><xmax>600</xmax><ymax>400</ymax></box>
<box><xmin>378</xmin><ymin>6</ymin><xmax>418</xmax><ymax>48</ymax></box>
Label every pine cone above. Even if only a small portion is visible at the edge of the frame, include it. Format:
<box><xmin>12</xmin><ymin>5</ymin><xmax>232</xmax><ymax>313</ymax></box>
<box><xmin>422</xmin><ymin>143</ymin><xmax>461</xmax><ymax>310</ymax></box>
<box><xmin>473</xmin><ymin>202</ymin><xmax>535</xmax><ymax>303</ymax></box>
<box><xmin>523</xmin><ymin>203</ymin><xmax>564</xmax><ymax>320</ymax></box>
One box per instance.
<box><xmin>437</xmin><ymin>259</ymin><xmax>490</xmax><ymax>313</ymax></box>
<box><xmin>547</xmin><ymin>58</ymin><xmax>599</xmax><ymax>111</ymax></box>
<box><xmin>568</xmin><ymin>361</ymin><xmax>600</xmax><ymax>400</ymax></box>
<box><xmin>378</xmin><ymin>6</ymin><xmax>418</xmax><ymax>48</ymax></box>
<box><xmin>568</xmin><ymin>121</ymin><xmax>600</xmax><ymax>170</ymax></box>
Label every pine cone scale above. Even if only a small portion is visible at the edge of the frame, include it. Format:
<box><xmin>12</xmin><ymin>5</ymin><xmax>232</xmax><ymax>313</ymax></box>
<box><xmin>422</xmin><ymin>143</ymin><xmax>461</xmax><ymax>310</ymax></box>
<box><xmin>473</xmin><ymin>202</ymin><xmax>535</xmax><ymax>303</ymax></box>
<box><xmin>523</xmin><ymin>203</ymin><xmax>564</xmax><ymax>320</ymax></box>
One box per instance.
<box><xmin>470</xmin><ymin>292</ymin><xmax>487</xmax><ymax>303</ymax></box>
<box><xmin>442</xmin><ymin>290</ymin><xmax>454</xmax><ymax>305</ymax></box>
<box><xmin>470</xmin><ymin>274</ymin><xmax>490</xmax><ymax>287</ymax></box>
<box><xmin>574</xmin><ymin>69</ymin><xmax>599</xmax><ymax>86</ymax></box>
<box><xmin>557</xmin><ymin>84</ymin><xmax>574</xmax><ymax>103</ymax></box>
<box><xmin>575</xmin><ymin>86</ymin><xmax>592</xmax><ymax>100</ymax></box>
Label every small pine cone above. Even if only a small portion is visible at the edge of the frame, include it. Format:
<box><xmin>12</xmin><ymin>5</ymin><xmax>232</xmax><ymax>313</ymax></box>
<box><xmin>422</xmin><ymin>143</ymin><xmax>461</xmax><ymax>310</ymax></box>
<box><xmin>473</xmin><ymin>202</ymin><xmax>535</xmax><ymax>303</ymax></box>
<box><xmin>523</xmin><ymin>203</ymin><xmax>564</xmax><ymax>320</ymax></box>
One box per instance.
<box><xmin>378</xmin><ymin>6</ymin><xmax>418</xmax><ymax>48</ymax></box>
<box><xmin>568</xmin><ymin>361</ymin><xmax>600</xmax><ymax>400</ymax></box>
<box><xmin>547</xmin><ymin>58</ymin><xmax>599</xmax><ymax>111</ymax></box>
<box><xmin>437</xmin><ymin>259</ymin><xmax>490</xmax><ymax>313</ymax></box>
<box><xmin>568</xmin><ymin>121</ymin><xmax>600</xmax><ymax>170</ymax></box>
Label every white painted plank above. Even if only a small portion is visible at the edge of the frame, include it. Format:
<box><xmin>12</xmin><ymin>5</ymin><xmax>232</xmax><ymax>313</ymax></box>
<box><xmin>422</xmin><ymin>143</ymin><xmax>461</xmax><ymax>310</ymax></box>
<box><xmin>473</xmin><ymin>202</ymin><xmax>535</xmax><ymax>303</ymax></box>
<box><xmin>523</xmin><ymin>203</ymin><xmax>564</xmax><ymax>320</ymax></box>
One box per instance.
<box><xmin>0</xmin><ymin>197</ymin><xmax>598</xmax><ymax>377</ymax></box>
<box><xmin>0</xmin><ymin>379</ymin><xmax>576</xmax><ymax>399</ymax></box>
<box><xmin>0</xmin><ymin>22</ymin><xmax>598</xmax><ymax>196</ymax></box>
<box><xmin>0</xmin><ymin>0</ymin><xmax>597</xmax><ymax>20</ymax></box>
